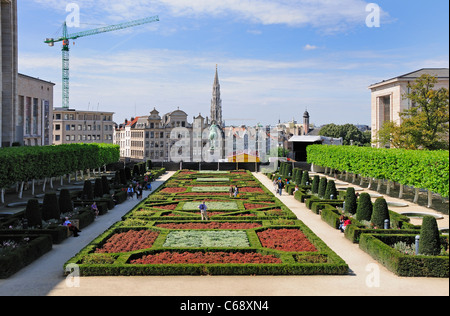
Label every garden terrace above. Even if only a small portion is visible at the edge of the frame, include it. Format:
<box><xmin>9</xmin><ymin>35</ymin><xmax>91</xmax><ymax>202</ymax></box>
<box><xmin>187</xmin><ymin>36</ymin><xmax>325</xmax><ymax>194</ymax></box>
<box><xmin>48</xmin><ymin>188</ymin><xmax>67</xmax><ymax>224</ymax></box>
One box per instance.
<box><xmin>65</xmin><ymin>170</ymin><xmax>348</xmax><ymax>276</ymax></box>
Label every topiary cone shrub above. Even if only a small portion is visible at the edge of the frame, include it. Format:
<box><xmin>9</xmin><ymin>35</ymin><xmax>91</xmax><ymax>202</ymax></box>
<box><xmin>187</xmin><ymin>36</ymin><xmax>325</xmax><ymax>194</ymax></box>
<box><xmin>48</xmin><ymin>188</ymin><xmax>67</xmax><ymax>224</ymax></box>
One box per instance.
<box><xmin>311</xmin><ymin>175</ymin><xmax>320</xmax><ymax>194</ymax></box>
<box><xmin>356</xmin><ymin>193</ymin><xmax>373</xmax><ymax>221</ymax></box>
<box><xmin>318</xmin><ymin>177</ymin><xmax>327</xmax><ymax>198</ymax></box>
<box><xmin>101</xmin><ymin>176</ymin><xmax>111</xmax><ymax>195</ymax></box>
<box><xmin>301</xmin><ymin>171</ymin><xmax>310</xmax><ymax>186</ymax></box>
<box><xmin>295</xmin><ymin>170</ymin><xmax>303</xmax><ymax>185</ymax></box>
<box><xmin>42</xmin><ymin>193</ymin><xmax>60</xmax><ymax>221</ymax></box>
<box><xmin>371</xmin><ymin>197</ymin><xmax>390</xmax><ymax>229</ymax></box>
<box><xmin>59</xmin><ymin>189</ymin><xmax>73</xmax><ymax>213</ymax></box>
<box><xmin>344</xmin><ymin>187</ymin><xmax>357</xmax><ymax>215</ymax></box>
<box><xmin>25</xmin><ymin>199</ymin><xmax>42</xmax><ymax>228</ymax></box>
<box><xmin>325</xmin><ymin>180</ymin><xmax>337</xmax><ymax>200</ymax></box>
<box><xmin>94</xmin><ymin>178</ymin><xmax>104</xmax><ymax>198</ymax></box>
<box><xmin>419</xmin><ymin>216</ymin><xmax>441</xmax><ymax>256</ymax></box>
<box><xmin>83</xmin><ymin>180</ymin><xmax>94</xmax><ymax>200</ymax></box>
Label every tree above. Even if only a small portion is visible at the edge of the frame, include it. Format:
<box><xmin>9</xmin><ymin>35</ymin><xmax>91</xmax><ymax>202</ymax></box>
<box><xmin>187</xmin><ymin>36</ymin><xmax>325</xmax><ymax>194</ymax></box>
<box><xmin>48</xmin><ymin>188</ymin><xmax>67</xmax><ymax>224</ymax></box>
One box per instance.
<box><xmin>419</xmin><ymin>216</ymin><xmax>441</xmax><ymax>256</ymax></box>
<box><xmin>376</xmin><ymin>74</ymin><xmax>449</xmax><ymax>150</ymax></box>
<box><xmin>83</xmin><ymin>180</ymin><xmax>94</xmax><ymax>200</ymax></box>
<box><xmin>320</xmin><ymin>123</ymin><xmax>370</xmax><ymax>146</ymax></box>
<box><xmin>311</xmin><ymin>175</ymin><xmax>320</xmax><ymax>194</ymax></box>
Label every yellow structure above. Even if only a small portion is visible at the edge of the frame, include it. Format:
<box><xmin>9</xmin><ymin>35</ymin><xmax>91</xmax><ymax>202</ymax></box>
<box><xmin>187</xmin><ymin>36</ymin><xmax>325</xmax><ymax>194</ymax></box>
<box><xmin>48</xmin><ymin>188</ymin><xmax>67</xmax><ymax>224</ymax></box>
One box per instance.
<box><xmin>228</xmin><ymin>152</ymin><xmax>261</xmax><ymax>163</ymax></box>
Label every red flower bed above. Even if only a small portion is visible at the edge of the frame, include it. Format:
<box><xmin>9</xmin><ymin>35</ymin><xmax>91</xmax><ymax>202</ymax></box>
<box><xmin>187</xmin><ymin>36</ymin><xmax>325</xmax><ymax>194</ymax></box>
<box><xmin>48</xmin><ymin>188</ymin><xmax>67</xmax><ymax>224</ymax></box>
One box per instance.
<box><xmin>156</xmin><ymin>222</ymin><xmax>261</xmax><ymax>230</ymax></box>
<box><xmin>257</xmin><ymin>229</ymin><xmax>317</xmax><ymax>252</ymax></box>
<box><xmin>239</xmin><ymin>187</ymin><xmax>264</xmax><ymax>193</ymax></box>
<box><xmin>161</xmin><ymin>187</ymin><xmax>186</xmax><ymax>193</ymax></box>
<box><xmin>179</xmin><ymin>193</ymin><xmax>229</xmax><ymax>196</ymax></box>
<box><xmin>130</xmin><ymin>251</ymin><xmax>282</xmax><ymax>264</ymax></box>
<box><xmin>244</xmin><ymin>203</ymin><xmax>269</xmax><ymax>209</ymax></box>
<box><xmin>95</xmin><ymin>230</ymin><xmax>159</xmax><ymax>253</ymax></box>
<box><xmin>153</xmin><ymin>204</ymin><xmax>178</xmax><ymax>210</ymax></box>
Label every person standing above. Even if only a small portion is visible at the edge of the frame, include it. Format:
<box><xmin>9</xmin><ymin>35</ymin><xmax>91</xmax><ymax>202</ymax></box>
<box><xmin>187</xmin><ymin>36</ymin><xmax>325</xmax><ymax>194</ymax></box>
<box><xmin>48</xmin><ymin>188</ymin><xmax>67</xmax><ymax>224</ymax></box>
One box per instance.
<box><xmin>277</xmin><ymin>180</ymin><xmax>284</xmax><ymax>196</ymax></box>
<box><xmin>199</xmin><ymin>201</ymin><xmax>209</xmax><ymax>221</ymax></box>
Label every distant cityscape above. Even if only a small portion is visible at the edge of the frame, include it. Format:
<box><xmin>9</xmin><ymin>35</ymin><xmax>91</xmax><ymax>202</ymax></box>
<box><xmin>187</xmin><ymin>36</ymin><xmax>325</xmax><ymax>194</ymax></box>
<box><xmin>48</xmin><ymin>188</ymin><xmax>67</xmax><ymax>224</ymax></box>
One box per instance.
<box><xmin>1</xmin><ymin>1</ymin><xmax>448</xmax><ymax>163</ymax></box>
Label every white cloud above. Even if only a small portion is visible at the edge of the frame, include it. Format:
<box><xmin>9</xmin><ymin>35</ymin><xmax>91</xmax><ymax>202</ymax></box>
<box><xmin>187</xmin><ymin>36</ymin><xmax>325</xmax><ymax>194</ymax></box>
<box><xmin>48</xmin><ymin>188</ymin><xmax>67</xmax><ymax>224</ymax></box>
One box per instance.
<box><xmin>31</xmin><ymin>0</ymin><xmax>383</xmax><ymax>32</ymax></box>
<box><xmin>304</xmin><ymin>44</ymin><xmax>318</xmax><ymax>51</ymax></box>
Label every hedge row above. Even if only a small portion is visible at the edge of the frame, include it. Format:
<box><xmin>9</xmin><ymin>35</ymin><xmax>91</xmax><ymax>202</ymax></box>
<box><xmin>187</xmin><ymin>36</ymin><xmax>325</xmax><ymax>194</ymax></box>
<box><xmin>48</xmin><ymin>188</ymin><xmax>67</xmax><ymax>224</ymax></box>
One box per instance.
<box><xmin>306</xmin><ymin>145</ymin><xmax>449</xmax><ymax>197</ymax></box>
<box><xmin>0</xmin><ymin>144</ymin><xmax>120</xmax><ymax>189</ymax></box>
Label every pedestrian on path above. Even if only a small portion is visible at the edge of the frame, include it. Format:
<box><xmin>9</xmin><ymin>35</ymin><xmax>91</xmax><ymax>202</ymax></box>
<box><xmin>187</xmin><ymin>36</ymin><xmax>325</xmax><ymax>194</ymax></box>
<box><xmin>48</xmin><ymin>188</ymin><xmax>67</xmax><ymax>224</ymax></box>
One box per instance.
<box><xmin>199</xmin><ymin>201</ymin><xmax>209</xmax><ymax>221</ymax></box>
<box><xmin>277</xmin><ymin>180</ymin><xmax>284</xmax><ymax>196</ymax></box>
<box><xmin>127</xmin><ymin>185</ymin><xmax>134</xmax><ymax>199</ymax></box>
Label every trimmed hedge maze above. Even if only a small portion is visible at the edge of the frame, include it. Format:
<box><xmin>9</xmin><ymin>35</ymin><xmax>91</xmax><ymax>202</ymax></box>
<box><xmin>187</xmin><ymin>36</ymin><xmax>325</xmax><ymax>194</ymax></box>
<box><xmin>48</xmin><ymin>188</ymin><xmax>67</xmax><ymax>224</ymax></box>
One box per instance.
<box><xmin>65</xmin><ymin>170</ymin><xmax>348</xmax><ymax>276</ymax></box>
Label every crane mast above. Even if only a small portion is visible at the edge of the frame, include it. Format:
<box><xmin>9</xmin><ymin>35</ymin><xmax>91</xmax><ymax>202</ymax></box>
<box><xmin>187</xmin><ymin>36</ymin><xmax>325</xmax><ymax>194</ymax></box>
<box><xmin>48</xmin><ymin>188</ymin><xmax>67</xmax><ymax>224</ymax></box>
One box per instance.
<box><xmin>45</xmin><ymin>16</ymin><xmax>159</xmax><ymax>109</ymax></box>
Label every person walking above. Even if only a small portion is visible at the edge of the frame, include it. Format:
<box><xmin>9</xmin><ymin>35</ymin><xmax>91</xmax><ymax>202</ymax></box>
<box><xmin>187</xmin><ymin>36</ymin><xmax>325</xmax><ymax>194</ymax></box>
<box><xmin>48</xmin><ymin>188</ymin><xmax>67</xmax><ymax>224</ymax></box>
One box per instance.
<box><xmin>277</xmin><ymin>180</ymin><xmax>284</xmax><ymax>196</ymax></box>
<box><xmin>127</xmin><ymin>185</ymin><xmax>134</xmax><ymax>199</ymax></box>
<box><xmin>199</xmin><ymin>201</ymin><xmax>209</xmax><ymax>221</ymax></box>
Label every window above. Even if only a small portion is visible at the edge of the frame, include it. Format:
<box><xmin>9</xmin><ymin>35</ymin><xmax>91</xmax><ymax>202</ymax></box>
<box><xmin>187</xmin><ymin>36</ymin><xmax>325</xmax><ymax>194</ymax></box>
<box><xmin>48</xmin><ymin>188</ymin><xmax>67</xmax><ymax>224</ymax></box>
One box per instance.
<box><xmin>66</xmin><ymin>125</ymin><xmax>71</xmax><ymax>131</ymax></box>
<box><xmin>55</xmin><ymin>124</ymin><xmax>61</xmax><ymax>131</ymax></box>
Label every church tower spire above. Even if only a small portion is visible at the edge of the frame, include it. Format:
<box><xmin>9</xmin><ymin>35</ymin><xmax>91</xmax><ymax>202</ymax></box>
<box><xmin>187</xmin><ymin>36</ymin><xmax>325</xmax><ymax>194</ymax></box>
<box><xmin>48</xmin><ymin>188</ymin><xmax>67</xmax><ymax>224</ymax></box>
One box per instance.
<box><xmin>211</xmin><ymin>65</ymin><xmax>223</xmax><ymax>127</ymax></box>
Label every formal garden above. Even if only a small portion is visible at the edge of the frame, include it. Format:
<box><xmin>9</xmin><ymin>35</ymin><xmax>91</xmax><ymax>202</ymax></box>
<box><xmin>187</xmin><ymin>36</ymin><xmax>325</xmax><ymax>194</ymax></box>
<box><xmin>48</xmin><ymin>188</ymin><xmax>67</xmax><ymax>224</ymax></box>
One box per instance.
<box><xmin>267</xmin><ymin>146</ymin><xmax>449</xmax><ymax>278</ymax></box>
<box><xmin>64</xmin><ymin>170</ymin><xmax>349</xmax><ymax>276</ymax></box>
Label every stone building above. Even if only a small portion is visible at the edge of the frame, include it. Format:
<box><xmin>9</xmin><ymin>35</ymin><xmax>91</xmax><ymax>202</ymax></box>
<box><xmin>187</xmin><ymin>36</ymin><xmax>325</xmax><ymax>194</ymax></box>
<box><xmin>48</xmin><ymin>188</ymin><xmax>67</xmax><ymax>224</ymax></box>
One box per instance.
<box><xmin>369</xmin><ymin>68</ymin><xmax>449</xmax><ymax>147</ymax></box>
<box><xmin>52</xmin><ymin>108</ymin><xmax>115</xmax><ymax>145</ymax></box>
<box><xmin>0</xmin><ymin>0</ymin><xmax>18</xmax><ymax>147</ymax></box>
<box><xmin>17</xmin><ymin>74</ymin><xmax>55</xmax><ymax>146</ymax></box>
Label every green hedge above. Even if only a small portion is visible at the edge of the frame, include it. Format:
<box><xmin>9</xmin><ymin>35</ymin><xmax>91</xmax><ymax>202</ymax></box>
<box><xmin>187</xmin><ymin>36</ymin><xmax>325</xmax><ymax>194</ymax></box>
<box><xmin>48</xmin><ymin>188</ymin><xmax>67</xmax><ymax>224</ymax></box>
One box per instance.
<box><xmin>307</xmin><ymin>145</ymin><xmax>449</xmax><ymax>197</ymax></box>
<box><xmin>0</xmin><ymin>235</ymin><xmax>53</xmax><ymax>278</ymax></box>
<box><xmin>0</xmin><ymin>144</ymin><xmax>120</xmax><ymax>189</ymax></box>
<box><xmin>359</xmin><ymin>234</ymin><xmax>449</xmax><ymax>278</ymax></box>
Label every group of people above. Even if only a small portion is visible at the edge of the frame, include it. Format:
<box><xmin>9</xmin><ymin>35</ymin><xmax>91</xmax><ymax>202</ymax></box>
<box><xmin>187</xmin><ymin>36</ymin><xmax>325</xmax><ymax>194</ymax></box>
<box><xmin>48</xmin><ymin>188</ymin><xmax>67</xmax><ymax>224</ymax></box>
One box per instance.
<box><xmin>273</xmin><ymin>178</ymin><xmax>285</xmax><ymax>196</ymax></box>
<box><xmin>127</xmin><ymin>183</ymin><xmax>145</xmax><ymax>200</ymax></box>
<box><xmin>339</xmin><ymin>215</ymin><xmax>352</xmax><ymax>232</ymax></box>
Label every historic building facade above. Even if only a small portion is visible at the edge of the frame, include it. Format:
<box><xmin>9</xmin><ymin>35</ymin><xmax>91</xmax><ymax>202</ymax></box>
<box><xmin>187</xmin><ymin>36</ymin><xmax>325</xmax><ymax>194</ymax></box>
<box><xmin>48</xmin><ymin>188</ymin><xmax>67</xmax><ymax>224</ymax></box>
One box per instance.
<box><xmin>369</xmin><ymin>68</ymin><xmax>449</xmax><ymax>148</ymax></box>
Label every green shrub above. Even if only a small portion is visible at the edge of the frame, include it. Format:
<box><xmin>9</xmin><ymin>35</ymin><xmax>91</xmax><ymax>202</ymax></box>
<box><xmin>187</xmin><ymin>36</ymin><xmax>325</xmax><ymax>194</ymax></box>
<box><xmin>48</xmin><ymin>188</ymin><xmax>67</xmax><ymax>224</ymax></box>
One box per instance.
<box><xmin>101</xmin><ymin>176</ymin><xmax>111</xmax><ymax>195</ymax></box>
<box><xmin>25</xmin><ymin>199</ymin><xmax>42</xmax><ymax>228</ymax></box>
<box><xmin>344</xmin><ymin>187</ymin><xmax>357</xmax><ymax>215</ymax></box>
<box><xmin>94</xmin><ymin>178</ymin><xmax>104</xmax><ymax>198</ymax></box>
<box><xmin>301</xmin><ymin>171</ymin><xmax>310</xmax><ymax>186</ymax></box>
<box><xmin>311</xmin><ymin>175</ymin><xmax>320</xmax><ymax>194</ymax></box>
<box><xmin>42</xmin><ymin>193</ymin><xmax>60</xmax><ymax>221</ymax></box>
<box><xmin>371</xmin><ymin>198</ymin><xmax>390</xmax><ymax>229</ymax></box>
<box><xmin>318</xmin><ymin>177</ymin><xmax>327</xmax><ymax>198</ymax></box>
<box><xmin>325</xmin><ymin>180</ymin><xmax>337</xmax><ymax>200</ymax></box>
<box><xmin>356</xmin><ymin>193</ymin><xmax>372</xmax><ymax>222</ymax></box>
<box><xmin>295</xmin><ymin>169</ymin><xmax>303</xmax><ymax>185</ymax></box>
<box><xmin>419</xmin><ymin>216</ymin><xmax>441</xmax><ymax>256</ymax></box>
<box><xmin>59</xmin><ymin>189</ymin><xmax>73</xmax><ymax>213</ymax></box>
<box><xmin>83</xmin><ymin>180</ymin><xmax>94</xmax><ymax>200</ymax></box>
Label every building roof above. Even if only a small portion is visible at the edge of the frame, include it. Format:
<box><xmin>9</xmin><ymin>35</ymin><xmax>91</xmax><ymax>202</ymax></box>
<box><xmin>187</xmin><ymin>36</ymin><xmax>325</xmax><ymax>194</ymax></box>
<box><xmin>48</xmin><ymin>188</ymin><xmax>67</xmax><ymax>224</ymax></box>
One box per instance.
<box><xmin>369</xmin><ymin>68</ymin><xmax>449</xmax><ymax>89</ymax></box>
<box><xmin>289</xmin><ymin>135</ymin><xmax>343</xmax><ymax>145</ymax></box>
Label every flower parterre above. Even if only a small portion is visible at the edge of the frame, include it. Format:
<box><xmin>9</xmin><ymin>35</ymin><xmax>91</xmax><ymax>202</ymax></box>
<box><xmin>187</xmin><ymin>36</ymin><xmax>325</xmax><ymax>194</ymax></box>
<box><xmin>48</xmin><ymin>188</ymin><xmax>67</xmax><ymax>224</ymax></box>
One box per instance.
<box><xmin>65</xmin><ymin>170</ymin><xmax>349</xmax><ymax>276</ymax></box>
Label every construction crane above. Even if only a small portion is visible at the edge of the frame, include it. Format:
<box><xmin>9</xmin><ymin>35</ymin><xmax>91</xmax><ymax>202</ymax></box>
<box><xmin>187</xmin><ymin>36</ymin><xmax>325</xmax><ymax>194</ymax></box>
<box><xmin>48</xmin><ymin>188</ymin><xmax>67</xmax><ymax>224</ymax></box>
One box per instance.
<box><xmin>45</xmin><ymin>15</ymin><xmax>159</xmax><ymax>109</ymax></box>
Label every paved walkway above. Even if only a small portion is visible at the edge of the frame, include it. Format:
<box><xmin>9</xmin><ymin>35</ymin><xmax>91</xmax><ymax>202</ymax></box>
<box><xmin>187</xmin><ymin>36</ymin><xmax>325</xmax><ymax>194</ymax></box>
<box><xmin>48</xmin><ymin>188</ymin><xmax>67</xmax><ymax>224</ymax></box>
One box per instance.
<box><xmin>0</xmin><ymin>171</ymin><xmax>448</xmax><ymax>296</ymax></box>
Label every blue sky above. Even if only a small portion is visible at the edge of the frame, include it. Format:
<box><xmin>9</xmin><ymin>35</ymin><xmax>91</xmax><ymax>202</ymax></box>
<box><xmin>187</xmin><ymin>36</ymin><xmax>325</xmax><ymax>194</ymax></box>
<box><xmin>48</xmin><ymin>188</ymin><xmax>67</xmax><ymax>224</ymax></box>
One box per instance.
<box><xmin>18</xmin><ymin>0</ymin><xmax>449</xmax><ymax>127</ymax></box>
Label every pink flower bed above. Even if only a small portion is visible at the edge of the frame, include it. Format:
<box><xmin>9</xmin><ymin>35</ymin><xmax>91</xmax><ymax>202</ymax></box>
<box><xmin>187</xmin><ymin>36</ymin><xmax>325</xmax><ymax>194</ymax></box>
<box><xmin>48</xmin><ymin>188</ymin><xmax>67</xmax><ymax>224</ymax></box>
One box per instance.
<box><xmin>257</xmin><ymin>229</ymin><xmax>317</xmax><ymax>252</ymax></box>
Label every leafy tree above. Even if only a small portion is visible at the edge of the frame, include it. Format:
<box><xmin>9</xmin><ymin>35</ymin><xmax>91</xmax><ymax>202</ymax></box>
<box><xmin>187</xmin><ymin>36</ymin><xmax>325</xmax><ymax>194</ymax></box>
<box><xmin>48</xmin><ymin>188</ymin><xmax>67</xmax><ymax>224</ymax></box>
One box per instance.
<box><xmin>301</xmin><ymin>171</ymin><xmax>310</xmax><ymax>186</ymax></box>
<box><xmin>320</xmin><ymin>123</ymin><xmax>370</xmax><ymax>146</ymax></box>
<box><xmin>375</xmin><ymin>74</ymin><xmax>449</xmax><ymax>150</ymax></box>
<box><xmin>419</xmin><ymin>216</ymin><xmax>441</xmax><ymax>256</ymax></box>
